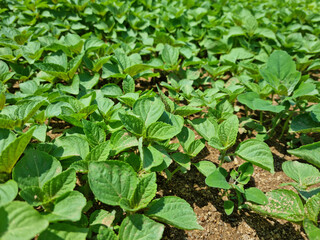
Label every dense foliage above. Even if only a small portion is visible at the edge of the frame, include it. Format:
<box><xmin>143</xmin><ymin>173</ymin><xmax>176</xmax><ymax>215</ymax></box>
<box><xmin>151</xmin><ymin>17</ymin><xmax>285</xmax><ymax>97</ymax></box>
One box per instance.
<box><xmin>1</xmin><ymin>0</ymin><xmax>320</xmax><ymax>239</ymax></box>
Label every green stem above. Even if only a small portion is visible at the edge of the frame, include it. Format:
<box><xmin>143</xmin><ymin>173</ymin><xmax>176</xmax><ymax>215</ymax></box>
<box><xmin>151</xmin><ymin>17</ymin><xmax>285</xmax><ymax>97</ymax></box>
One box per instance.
<box><xmin>219</xmin><ymin>150</ymin><xmax>227</xmax><ymax>167</ymax></box>
<box><xmin>269</xmin><ymin>111</ymin><xmax>284</xmax><ymax>137</ymax></box>
<box><xmin>279</xmin><ymin>111</ymin><xmax>294</xmax><ymax>139</ymax></box>
<box><xmin>260</xmin><ymin>111</ymin><xmax>263</xmax><ymax>125</ymax></box>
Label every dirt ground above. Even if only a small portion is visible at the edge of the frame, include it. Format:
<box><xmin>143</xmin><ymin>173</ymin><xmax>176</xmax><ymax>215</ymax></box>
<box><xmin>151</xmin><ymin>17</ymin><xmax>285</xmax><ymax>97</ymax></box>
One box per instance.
<box><xmin>158</xmin><ymin>138</ymin><xmax>309</xmax><ymax>240</ymax></box>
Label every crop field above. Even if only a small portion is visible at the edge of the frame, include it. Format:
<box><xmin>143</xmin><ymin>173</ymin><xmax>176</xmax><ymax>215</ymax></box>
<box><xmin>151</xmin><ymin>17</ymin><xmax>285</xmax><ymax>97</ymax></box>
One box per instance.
<box><xmin>1</xmin><ymin>0</ymin><xmax>320</xmax><ymax>239</ymax></box>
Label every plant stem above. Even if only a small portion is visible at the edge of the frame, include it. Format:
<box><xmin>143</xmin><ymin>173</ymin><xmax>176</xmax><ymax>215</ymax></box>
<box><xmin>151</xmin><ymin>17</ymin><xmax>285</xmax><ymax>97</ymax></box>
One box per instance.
<box><xmin>279</xmin><ymin>111</ymin><xmax>294</xmax><ymax>139</ymax></box>
<box><xmin>219</xmin><ymin>150</ymin><xmax>227</xmax><ymax>167</ymax></box>
<box><xmin>259</xmin><ymin>111</ymin><xmax>263</xmax><ymax>125</ymax></box>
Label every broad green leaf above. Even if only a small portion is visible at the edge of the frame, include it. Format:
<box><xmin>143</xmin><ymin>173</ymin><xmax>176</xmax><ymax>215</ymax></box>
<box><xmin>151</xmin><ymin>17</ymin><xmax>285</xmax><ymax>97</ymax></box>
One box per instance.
<box><xmin>193</xmin><ymin>161</ymin><xmax>217</xmax><ymax>177</ymax></box>
<box><xmin>245</xmin><ymin>187</ymin><xmax>268</xmax><ymax>205</ymax></box>
<box><xmin>209</xmin><ymin>115</ymin><xmax>238</xmax><ymax>150</ymax></box>
<box><xmin>260</xmin><ymin>50</ymin><xmax>300</xmax><ymax>95</ymax></box>
<box><xmin>236</xmin><ymin>139</ymin><xmax>274</xmax><ymax>173</ymax></box>
<box><xmin>88</xmin><ymin>161</ymin><xmax>138</xmax><ymax>206</ymax></box>
<box><xmin>303</xmin><ymin>219</ymin><xmax>320</xmax><ymax>240</ymax></box>
<box><xmin>52</xmin><ymin>136</ymin><xmax>89</xmax><ymax>160</ymax></box>
<box><xmin>122</xmin><ymin>75</ymin><xmax>135</xmax><ymax>93</ymax></box>
<box><xmin>119</xmin><ymin>113</ymin><xmax>144</xmax><ymax>135</ymax></box>
<box><xmin>119</xmin><ymin>214</ymin><xmax>164</xmax><ymax>240</ymax></box>
<box><xmin>171</xmin><ymin>152</ymin><xmax>191</xmax><ymax>170</ymax></box>
<box><xmin>290</xmin><ymin>114</ymin><xmax>320</xmax><ymax>133</ymax></box>
<box><xmin>90</xmin><ymin>210</ymin><xmax>115</xmax><ymax>232</ymax></box>
<box><xmin>288</xmin><ymin>142</ymin><xmax>320</xmax><ymax>168</ymax></box>
<box><xmin>130</xmin><ymin>172</ymin><xmax>157</xmax><ymax>210</ymax></box>
<box><xmin>141</xmin><ymin>145</ymin><xmax>163</xmax><ymax>170</ymax></box>
<box><xmin>101</xmin><ymin>84</ymin><xmax>123</xmax><ymax>98</ymax></box>
<box><xmin>219</xmin><ymin>115</ymin><xmax>239</xmax><ymax>148</ymax></box>
<box><xmin>174</xmin><ymin>106</ymin><xmax>202</xmax><ymax>117</ymax></box>
<box><xmin>42</xmin><ymin>169</ymin><xmax>76</xmax><ymax>202</ymax></box>
<box><xmin>146</xmin><ymin>122</ymin><xmax>178</xmax><ymax>140</ymax></box>
<box><xmin>224</xmin><ymin>200</ymin><xmax>234</xmax><ymax>215</ymax></box>
<box><xmin>38</xmin><ymin>223</ymin><xmax>88</xmax><ymax>240</ymax></box>
<box><xmin>206</xmin><ymin>168</ymin><xmax>230</xmax><ymax>190</ymax></box>
<box><xmin>133</xmin><ymin>97</ymin><xmax>165</xmax><ymax>127</ymax></box>
<box><xmin>13</xmin><ymin>150</ymin><xmax>62</xmax><ymax>189</ymax></box>
<box><xmin>82</xmin><ymin>120</ymin><xmax>106</xmax><ymax>147</ymax></box>
<box><xmin>0</xmin><ymin>180</ymin><xmax>18</xmax><ymax>207</ymax></box>
<box><xmin>19</xmin><ymin>186</ymin><xmax>45</xmax><ymax>206</ymax></box>
<box><xmin>0</xmin><ymin>201</ymin><xmax>49</xmax><ymax>240</ymax></box>
<box><xmin>0</xmin><ymin>129</ymin><xmax>15</xmax><ymax>154</ymax></box>
<box><xmin>85</xmin><ymin>141</ymin><xmax>111</xmax><ymax>162</ymax></box>
<box><xmin>305</xmin><ymin>193</ymin><xmax>320</xmax><ymax>223</ymax></box>
<box><xmin>237</xmin><ymin>92</ymin><xmax>285</xmax><ymax>113</ymax></box>
<box><xmin>189</xmin><ymin>118</ymin><xmax>218</xmax><ymax>141</ymax></box>
<box><xmin>0</xmin><ymin>127</ymin><xmax>35</xmax><ymax>173</ymax></box>
<box><xmin>282</xmin><ymin>161</ymin><xmax>320</xmax><ymax>187</ymax></box>
<box><xmin>110</xmin><ymin>130</ymin><xmax>138</xmax><ymax>155</ymax></box>
<box><xmin>250</xmin><ymin>189</ymin><xmax>304</xmax><ymax>222</ymax></box>
<box><xmin>97</xmin><ymin>227</ymin><xmax>117</xmax><ymax>240</ymax></box>
<box><xmin>146</xmin><ymin>196</ymin><xmax>202</xmax><ymax>230</ymax></box>
<box><xmin>44</xmin><ymin>191</ymin><xmax>86</xmax><ymax>222</ymax></box>
<box><xmin>161</xmin><ymin>44</ymin><xmax>179</xmax><ymax>66</ymax></box>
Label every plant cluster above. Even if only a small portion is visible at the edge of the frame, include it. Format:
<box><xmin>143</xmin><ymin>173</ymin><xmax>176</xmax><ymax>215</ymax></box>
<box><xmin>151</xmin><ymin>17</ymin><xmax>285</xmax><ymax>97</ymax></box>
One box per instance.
<box><xmin>1</xmin><ymin>0</ymin><xmax>320</xmax><ymax>239</ymax></box>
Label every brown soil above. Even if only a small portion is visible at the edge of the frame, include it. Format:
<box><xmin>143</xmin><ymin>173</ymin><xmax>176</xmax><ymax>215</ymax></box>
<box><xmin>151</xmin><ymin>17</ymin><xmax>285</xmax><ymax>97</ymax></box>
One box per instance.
<box><xmin>158</xmin><ymin>140</ymin><xmax>308</xmax><ymax>240</ymax></box>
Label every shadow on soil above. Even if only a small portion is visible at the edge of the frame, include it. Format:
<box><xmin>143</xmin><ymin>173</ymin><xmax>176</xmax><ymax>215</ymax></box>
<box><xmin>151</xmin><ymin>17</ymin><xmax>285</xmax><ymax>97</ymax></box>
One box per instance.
<box><xmin>158</xmin><ymin>162</ymin><xmax>305</xmax><ymax>240</ymax></box>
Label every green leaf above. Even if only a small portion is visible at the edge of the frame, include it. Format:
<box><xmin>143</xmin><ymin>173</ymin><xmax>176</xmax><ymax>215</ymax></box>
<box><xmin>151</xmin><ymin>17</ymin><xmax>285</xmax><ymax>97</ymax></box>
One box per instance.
<box><xmin>236</xmin><ymin>139</ymin><xmax>274</xmax><ymax>173</ymax></box>
<box><xmin>88</xmin><ymin>161</ymin><xmax>138</xmax><ymax>206</ymax></box>
<box><xmin>146</xmin><ymin>122</ymin><xmax>178</xmax><ymax>140</ymax></box>
<box><xmin>303</xmin><ymin>219</ymin><xmax>320</xmax><ymax>240</ymax></box>
<box><xmin>205</xmin><ymin>168</ymin><xmax>230</xmax><ymax>190</ymax></box>
<box><xmin>305</xmin><ymin>193</ymin><xmax>320</xmax><ymax>223</ymax></box>
<box><xmin>122</xmin><ymin>75</ymin><xmax>135</xmax><ymax>93</ymax></box>
<box><xmin>171</xmin><ymin>152</ymin><xmax>191</xmax><ymax>170</ymax></box>
<box><xmin>174</xmin><ymin>106</ymin><xmax>202</xmax><ymax>117</ymax></box>
<box><xmin>130</xmin><ymin>172</ymin><xmax>157</xmax><ymax>211</ymax></box>
<box><xmin>119</xmin><ymin>113</ymin><xmax>144</xmax><ymax>135</ymax></box>
<box><xmin>133</xmin><ymin>97</ymin><xmax>165</xmax><ymax>127</ymax></box>
<box><xmin>209</xmin><ymin>115</ymin><xmax>238</xmax><ymax>150</ymax></box>
<box><xmin>38</xmin><ymin>223</ymin><xmax>88</xmax><ymax>240</ymax></box>
<box><xmin>146</xmin><ymin>196</ymin><xmax>202</xmax><ymax>230</ymax></box>
<box><xmin>224</xmin><ymin>200</ymin><xmax>234</xmax><ymax>215</ymax></box>
<box><xmin>290</xmin><ymin>114</ymin><xmax>320</xmax><ymax>133</ymax></box>
<box><xmin>19</xmin><ymin>186</ymin><xmax>45</xmax><ymax>206</ymax></box>
<box><xmin>0</xmin><ymin>180</ymin><xmax>18</xmax><ymax>207</ymax></box>
<box><xmin>193</xmin><ymin>161</ymin><xmax>217</xmax><ymax>177</ymax></box>
<box><xmin>82</xmin><ymin>120</ymin><xmax>106</xmax><ymax>147</ymax></box>
<box><xmin>260</xmin><ymin>50</ymin><xmax>300</xmax><ymax>95</ymax></box>
<box><xmin>101</xmin><ymin>84</ymin><xmax>123</xmax><ymax>98</ymax></box>
<box><xmin>141</xmin><ymin>145</ymin><xmax>163</xmax><ymax>170</ymax></box>
<box><xmin>44</xmin><ymin>191</ymin><xmax>86</xmax><ymax>222</ymax></box>
<box><xmin>85</xmin><ymin>141</ymin><xmax>111</xmax><ymax>162</ymax></box>
<box><xmin>97</xmin><ymin>227</ymin><xmax>117</xmax><ymax>240</ymax></box>
<box><xmin>52</xmin><ymin>136</ymin><xmax>89</xmax><ymax>160</ymax></box>
<box><xmin>237</xmin><ymin>92</ymin><xmax>285</xmax><ymax>113</ymax></box>
<box><xmin>110</xmin><ymin>130</ymin><xmax>138</xmax><ymax>155</ymax></box>
<box><xmin>245</xmin><ymin>187</ymin><xmax>268</xmax><ymax>205</ymax></box>
<box><xmin>288</xmin><ymin>142</ymin><xmax>320</xmax><ymax>168</ymax></box>
<box><xmin>119</xmin><ymin>214</ymin><xmax>164</xmax><ymax>240</ymax></box>
<box><xmin>42</xmin><ymin>169</ymin><xmax>76</xmax><ymax>202</ymax></box>
<box><xmin>13</xmin><ymin>149</ymin><xmax>62</xmax><ymax>189</ymax></box>
<box><xmin>90</xmin><ymin>210</ymin><xmax>115</xmax><ymax>232</ymax></box>
<box><xmin>161</xmin><ymin>44</ymin><xmax>179</xmax><ymax>66</ymax></box>
<box><xmin>0</xmin><ymin>201</ymin><xmax>49</xmax><ymax>240</ymax></box>
<box><xmin>250</xmin><ymin>189</ymin><xmax>304</xmax><ymax>222</ymax></box>
<box><xmin>282</xmin><ymin>161</ymin><xmax>320</xmax><ymax>187</ymax></box>
<box><xmin>189</xmin><ymin>118</ymin><xmax>219</xmax><ymax>141</ymax></box>
<box><xmin>0</xmin><ymin>127</ymin><xmax>35</xmax><ymax>173</ymax></box>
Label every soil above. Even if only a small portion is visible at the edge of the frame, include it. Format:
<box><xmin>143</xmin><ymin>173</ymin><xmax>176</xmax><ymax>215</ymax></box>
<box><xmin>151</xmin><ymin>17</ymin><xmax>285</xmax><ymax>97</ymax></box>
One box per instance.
<box><xmin>158</xmin><ymin>137</ymin><xmax>309</xmax><ymax>240</ymax></box>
